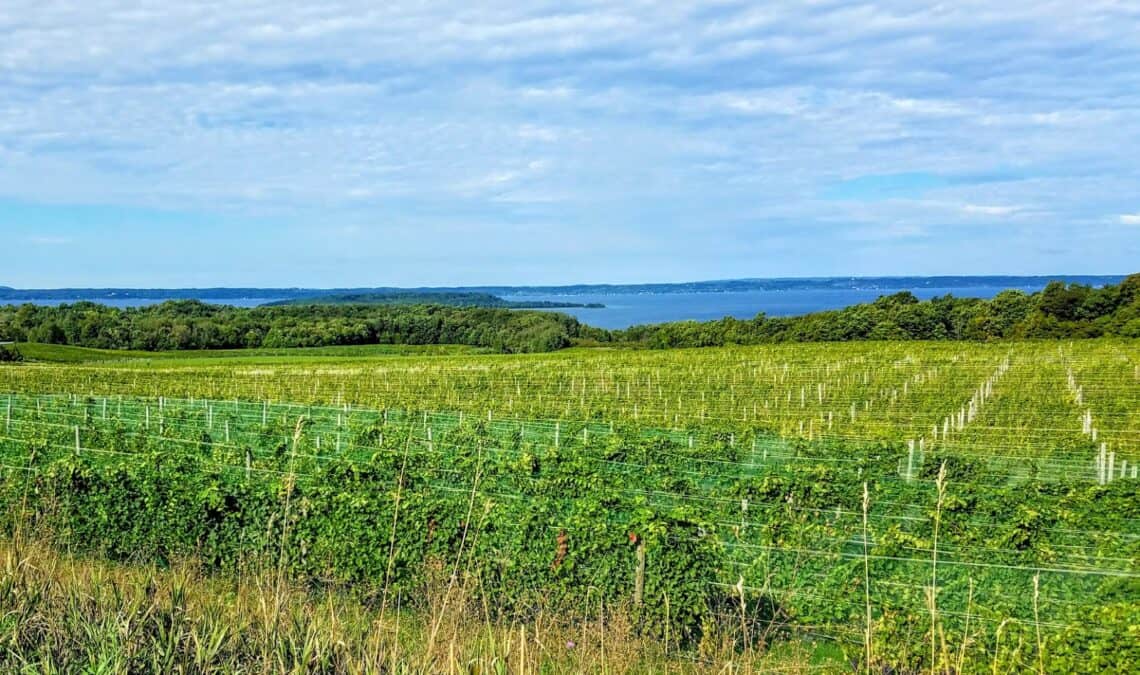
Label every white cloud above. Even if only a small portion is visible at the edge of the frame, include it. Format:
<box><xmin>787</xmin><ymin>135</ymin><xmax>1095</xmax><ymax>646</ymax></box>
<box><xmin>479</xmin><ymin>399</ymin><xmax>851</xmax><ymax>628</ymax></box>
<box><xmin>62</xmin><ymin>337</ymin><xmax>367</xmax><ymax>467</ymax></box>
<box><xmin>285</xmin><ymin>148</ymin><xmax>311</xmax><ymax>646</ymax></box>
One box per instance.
<box><xmin>961</xmin><ymin>204</ymin><xmax>1022</xmax><ymax>216</ymax></box>
<box><xmin>1120</xmin><ymin>213</ymin><xmax>1140</xmax><ymax>225</ymax></box>
<box><xmin>27</xmin><ymin>235</ymin><xmax>74</xmax><ymax>245</ymax></box>
<box><xmin>0</xmin><ymin>0</ymin><xmax>1138</xmax><ymax>278</ymax></box>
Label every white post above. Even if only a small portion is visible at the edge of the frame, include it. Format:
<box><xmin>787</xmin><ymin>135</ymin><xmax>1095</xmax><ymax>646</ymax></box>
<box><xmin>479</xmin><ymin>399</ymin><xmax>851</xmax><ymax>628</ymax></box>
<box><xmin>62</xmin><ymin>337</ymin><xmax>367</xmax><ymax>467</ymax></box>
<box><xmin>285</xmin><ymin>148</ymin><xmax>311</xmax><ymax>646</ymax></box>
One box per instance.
<box><xmin>1099</xmin><ymin>443</ymin><xmax>1108</xmax><ymax>485</ymax></box>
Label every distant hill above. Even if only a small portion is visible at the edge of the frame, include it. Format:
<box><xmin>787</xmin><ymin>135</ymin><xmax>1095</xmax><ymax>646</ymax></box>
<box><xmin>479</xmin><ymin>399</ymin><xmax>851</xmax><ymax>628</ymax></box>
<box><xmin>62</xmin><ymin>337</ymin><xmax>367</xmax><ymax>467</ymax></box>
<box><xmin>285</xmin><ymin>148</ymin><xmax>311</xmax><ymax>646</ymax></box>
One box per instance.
<box><xmin>263</xmin><ymin>291</ymin><xmax>603</xmax><ymax>309</ymax></box>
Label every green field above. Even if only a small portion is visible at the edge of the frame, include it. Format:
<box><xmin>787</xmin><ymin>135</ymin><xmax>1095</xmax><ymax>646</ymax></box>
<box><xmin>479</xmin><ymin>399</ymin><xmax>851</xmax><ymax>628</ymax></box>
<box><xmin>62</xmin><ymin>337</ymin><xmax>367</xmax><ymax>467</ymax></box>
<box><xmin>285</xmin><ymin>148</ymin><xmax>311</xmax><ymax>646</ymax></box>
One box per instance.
<box><xmin>1</xmin><ymin>339</ymin><xmax>1137</xmax><ymax>672</ymax></box>
<box><xmin>10</xmin><ymin>341</ymin><xmax>491</xmax><ymax>364</ymax></box>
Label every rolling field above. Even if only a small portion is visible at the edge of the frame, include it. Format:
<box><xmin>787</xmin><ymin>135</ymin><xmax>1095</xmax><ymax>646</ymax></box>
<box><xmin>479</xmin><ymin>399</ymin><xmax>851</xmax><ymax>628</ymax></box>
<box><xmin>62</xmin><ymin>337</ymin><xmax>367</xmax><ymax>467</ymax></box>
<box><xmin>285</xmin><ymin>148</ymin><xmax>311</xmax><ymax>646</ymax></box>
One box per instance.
<box><xmin>0</xmin><ymin>339</ymin><xmax>1137</xmax><ymax>672</ymax></box>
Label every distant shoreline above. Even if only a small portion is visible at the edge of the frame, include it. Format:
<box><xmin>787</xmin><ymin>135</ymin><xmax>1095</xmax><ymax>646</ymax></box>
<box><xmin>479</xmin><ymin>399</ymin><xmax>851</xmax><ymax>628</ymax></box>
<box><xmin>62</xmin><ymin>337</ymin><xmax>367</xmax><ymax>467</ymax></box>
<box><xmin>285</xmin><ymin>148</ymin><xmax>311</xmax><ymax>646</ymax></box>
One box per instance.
<box><xmin>0</xmin><ymin>275</ymin><xmax>1125</xmax><ymax>302</ymax></box>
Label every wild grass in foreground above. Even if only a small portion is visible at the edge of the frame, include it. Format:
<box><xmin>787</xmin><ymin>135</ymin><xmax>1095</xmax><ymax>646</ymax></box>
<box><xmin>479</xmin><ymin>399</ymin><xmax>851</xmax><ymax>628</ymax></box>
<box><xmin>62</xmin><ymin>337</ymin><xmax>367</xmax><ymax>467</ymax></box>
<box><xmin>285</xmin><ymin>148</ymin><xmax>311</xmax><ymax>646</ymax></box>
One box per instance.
<box><xmin>0</xmin><ymin>540</ymin><xmax>824</xmax><ymax>674</ymax></box>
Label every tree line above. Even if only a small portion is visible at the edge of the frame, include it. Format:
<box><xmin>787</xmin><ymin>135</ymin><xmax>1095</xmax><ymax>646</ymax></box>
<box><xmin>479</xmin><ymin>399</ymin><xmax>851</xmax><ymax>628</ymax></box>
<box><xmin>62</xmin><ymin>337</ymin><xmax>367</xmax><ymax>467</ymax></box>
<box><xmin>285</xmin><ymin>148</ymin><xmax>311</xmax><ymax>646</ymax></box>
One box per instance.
<box><xmin>0</xmin><ymin>302</ymin><xmax>583</xmax><ymax>354</ymax></box>
<box><xmin>608</xmin><ymin>275</ymin><xmax>1140</xmax><ymax>348</ymax></box>
<box><xmin>0</xmin><ymin>275</ymin><xmax>1136</xmax><ymax>354</ymax></box>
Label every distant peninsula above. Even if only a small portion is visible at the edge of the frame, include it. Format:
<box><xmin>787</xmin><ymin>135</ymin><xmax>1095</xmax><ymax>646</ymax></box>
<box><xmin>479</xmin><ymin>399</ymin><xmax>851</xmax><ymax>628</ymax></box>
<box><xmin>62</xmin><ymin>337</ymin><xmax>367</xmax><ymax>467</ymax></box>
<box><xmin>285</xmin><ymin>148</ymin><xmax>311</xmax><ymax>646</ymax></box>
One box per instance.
<box><xmin>262</xmin><ymin>291</ymin><xmax>604</xmax><ymax>309</ymax></box>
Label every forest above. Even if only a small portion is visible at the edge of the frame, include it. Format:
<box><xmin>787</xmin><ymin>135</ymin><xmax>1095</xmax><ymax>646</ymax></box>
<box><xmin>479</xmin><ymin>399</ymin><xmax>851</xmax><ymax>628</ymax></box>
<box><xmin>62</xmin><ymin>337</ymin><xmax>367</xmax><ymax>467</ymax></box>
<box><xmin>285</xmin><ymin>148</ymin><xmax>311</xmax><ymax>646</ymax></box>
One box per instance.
<box><xmin>0</xmin><ymin>275</ymin><xmax>1136</xmax><ymax>354</ymax></box>
<box><xmin>0</xmin><ymin>302</ymin><xmax>584</xmax><ymax>353</ymax></box>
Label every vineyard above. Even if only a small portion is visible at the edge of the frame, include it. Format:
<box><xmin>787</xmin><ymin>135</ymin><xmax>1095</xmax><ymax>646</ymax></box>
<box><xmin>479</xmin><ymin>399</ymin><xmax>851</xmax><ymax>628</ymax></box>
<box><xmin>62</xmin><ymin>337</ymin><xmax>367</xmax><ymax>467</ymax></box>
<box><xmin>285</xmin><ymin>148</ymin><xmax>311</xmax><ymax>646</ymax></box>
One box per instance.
<box><xmin>1</xmin><ymin>339</ymin><xmax>1137</xmax><ymax>672</ymax></box>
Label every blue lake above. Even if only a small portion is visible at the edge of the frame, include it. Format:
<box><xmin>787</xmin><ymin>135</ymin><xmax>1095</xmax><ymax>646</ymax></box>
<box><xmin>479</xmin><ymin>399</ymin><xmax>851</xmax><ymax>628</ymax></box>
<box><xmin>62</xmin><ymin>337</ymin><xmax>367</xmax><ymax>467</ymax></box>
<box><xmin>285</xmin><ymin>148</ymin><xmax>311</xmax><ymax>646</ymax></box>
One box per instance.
<box><xmin>15</xmin><ymin>298</ymin><xmax>279</xmax><ymax>309</ymax></box>
<box><xmin>14</xmin><ymin>283</ymin><xmax>1052</xmax><ymax>330</ymax></box>
<box><xmin>509</xmin><ymin>285</ymin><xmax>1046</xmax><ymax>329</ymax></box>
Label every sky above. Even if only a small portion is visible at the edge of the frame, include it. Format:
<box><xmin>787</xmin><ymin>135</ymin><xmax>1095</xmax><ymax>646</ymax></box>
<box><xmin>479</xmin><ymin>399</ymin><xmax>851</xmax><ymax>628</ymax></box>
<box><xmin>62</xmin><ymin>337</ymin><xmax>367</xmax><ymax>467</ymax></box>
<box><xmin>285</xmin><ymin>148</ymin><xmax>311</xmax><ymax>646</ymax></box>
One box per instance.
<box><xmin>1</xmin><ymin>1</ymin><xmax>1138</xmax><ymax>288</ymax></box>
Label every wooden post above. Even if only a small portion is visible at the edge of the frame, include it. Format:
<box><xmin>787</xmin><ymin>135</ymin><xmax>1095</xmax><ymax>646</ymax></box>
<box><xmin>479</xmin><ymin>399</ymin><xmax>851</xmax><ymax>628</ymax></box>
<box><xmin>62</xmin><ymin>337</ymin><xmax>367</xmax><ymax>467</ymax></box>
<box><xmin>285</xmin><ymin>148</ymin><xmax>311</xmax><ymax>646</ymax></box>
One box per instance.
<box><xmin>634</xmin><ymin>539</ymin><xmax>646</xmax><ymax>607</ymax></box>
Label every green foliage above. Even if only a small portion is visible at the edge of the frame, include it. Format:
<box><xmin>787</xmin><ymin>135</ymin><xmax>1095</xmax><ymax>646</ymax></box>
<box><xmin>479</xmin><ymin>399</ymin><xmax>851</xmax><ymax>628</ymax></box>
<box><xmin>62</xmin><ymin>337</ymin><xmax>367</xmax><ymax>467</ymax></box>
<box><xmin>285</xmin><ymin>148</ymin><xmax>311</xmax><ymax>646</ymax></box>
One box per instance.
<box><xmin>0</xmin><ymin>391</ymin><xmax>1136</xmax><ymax>670</ymax></box>
<box><xmin>0</xmin><ymin>301</ymin><xmax>584</xmax><ymax>354</ymax></box>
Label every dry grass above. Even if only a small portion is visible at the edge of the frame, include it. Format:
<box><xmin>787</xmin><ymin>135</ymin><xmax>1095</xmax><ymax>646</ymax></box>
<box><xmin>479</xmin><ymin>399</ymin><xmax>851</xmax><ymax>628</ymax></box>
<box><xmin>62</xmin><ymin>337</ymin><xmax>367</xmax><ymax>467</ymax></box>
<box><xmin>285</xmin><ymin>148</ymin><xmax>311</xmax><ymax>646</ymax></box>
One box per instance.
<box><xmin>0</xmin><ymin>540</ymin><xmax>825</xmax><ymax>674</ymax></box>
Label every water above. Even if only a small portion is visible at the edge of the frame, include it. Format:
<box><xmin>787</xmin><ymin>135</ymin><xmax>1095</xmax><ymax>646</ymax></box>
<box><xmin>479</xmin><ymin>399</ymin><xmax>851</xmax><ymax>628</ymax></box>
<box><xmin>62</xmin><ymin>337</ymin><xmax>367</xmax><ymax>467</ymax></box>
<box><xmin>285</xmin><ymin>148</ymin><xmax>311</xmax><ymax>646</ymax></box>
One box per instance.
<box><xmin>13</xmin><ymin>298</ymin><xmax>280</xmax><ymax>309</ymax></box>
<box><xmin>5</xmin><ymin>282</ymin><xmax>1064</xmax><ymax>329</ymax></box>
<box><xmin>510</xmin><ymin>285</ymin><xmax>1045</xmax><ymax>329</ymax></box>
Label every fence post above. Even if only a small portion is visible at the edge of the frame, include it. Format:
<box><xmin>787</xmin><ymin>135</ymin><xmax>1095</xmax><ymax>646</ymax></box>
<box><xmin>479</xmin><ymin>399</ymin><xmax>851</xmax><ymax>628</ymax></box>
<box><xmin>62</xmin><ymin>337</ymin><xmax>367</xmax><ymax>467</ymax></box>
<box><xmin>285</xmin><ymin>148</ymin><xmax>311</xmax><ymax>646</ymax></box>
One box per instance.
<box><xmin>634</xmin><ymin>539</ymin><xmax>646</xmax><ymax>607</ymax></box>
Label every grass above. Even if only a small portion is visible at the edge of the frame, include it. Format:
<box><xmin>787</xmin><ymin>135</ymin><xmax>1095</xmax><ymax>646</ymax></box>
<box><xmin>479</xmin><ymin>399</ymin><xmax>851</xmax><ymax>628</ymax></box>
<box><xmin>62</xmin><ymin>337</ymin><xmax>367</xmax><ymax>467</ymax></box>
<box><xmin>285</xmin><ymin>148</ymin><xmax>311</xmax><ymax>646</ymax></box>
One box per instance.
<box><xmin>12</xmin><ymin>342</ymin><xmax>490</xmax><ymax>364</ymax></box>
<box><xmin>0</xmin><ymin>539</ymin><xmax>824</xmax><ymax>674</ymax></box>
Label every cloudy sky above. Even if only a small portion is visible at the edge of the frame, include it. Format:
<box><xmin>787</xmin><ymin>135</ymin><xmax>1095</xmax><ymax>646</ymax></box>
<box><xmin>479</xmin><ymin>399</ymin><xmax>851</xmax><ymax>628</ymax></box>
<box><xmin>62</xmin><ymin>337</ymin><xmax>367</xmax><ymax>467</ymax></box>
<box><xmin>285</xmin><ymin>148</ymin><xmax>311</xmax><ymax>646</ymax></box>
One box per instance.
<box><xmin>1</xmin><ymin>1</ymin><xmax>1138</xmax><ymax>287</ymax></box>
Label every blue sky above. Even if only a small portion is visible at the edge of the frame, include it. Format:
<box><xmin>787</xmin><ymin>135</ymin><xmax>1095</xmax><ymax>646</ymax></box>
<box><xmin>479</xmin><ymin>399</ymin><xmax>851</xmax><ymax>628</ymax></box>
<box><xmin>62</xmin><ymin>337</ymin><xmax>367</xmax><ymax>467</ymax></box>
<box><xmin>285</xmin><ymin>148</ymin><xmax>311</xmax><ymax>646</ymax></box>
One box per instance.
<box><xmin>1</xmin><ymin>1</ymin><xmax>1138</xmax><ymax>287</ymax></box>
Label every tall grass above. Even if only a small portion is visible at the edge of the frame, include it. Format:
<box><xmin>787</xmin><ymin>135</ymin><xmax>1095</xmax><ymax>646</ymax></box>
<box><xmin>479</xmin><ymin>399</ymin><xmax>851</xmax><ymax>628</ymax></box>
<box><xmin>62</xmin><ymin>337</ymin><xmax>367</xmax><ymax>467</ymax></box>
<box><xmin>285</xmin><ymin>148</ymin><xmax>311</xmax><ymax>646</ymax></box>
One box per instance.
<box><xmin>0</xmin><ymin>540</ymin><xmax>822</xmax><ymax>674</ymax></box>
